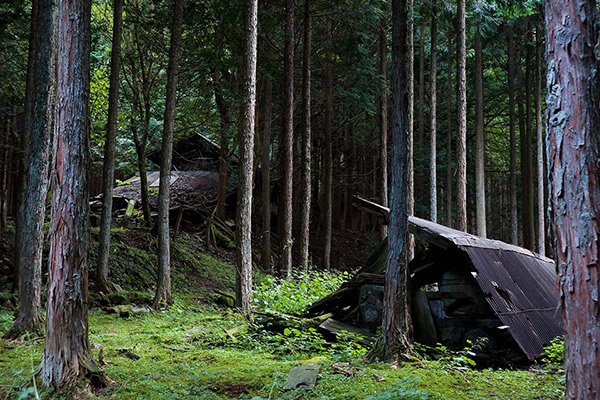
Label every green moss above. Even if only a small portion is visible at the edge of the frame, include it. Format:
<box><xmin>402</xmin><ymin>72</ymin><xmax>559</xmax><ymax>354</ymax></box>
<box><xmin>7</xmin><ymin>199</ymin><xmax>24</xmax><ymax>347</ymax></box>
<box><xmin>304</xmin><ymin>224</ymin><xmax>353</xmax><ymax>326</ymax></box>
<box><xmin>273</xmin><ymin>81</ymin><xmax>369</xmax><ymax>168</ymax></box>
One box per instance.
<box><xmin>0</xmin><ymin>297</ymin><xmax>565</xmax><ymax>400</ymax></box>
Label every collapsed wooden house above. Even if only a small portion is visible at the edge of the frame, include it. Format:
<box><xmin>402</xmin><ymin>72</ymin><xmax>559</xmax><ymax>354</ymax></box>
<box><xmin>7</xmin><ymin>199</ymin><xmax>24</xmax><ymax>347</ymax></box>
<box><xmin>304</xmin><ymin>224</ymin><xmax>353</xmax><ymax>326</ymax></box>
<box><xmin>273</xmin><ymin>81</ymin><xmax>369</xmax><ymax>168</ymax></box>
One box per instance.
<box><xmin>91</xmin><ymin>132</ymin><xmax>238</xmax><ymax>217</ymax></box>
<box><xmin>308</xmin><ymin>209</ymin><xmax>563</xmax><ymax>364</ymax></box>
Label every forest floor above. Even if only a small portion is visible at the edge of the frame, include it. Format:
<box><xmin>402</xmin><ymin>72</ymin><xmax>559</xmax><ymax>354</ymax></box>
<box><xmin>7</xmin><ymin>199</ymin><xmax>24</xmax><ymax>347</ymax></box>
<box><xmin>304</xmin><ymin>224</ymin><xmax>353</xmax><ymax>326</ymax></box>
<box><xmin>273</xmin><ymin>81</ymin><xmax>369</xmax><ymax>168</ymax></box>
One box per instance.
<box><xmin>0</xmin><ymin>225</ymin><xmax>565</xmax><ymax>399</ymax></box>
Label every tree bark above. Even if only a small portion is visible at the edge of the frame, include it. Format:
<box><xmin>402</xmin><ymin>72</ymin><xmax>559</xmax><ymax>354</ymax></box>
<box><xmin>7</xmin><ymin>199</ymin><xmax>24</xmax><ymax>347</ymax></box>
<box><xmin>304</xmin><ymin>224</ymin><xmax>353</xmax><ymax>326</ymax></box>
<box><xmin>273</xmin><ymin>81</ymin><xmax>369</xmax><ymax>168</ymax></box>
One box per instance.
<box><xmin>508</xmin><ymin>32</ymin><xmax>518</xmax><ymax>245</ymax></box>
<box><xmin>235</xmin><ymin>0</ymin><xmax>258</xmax><ymax>314</ymax></box>
<box><xmin>455</xmin><ymin>0</ymin><xmax>467</xmax><ymax>232</ymax></box>
<box><xmin>535</xmin><ymin>26</ymin><xmax>544</xmax><ymax>256</ymax></box>
<box><xmin>378</xmin><ymin>16</ymin><xmax>388</xmax><ymax>240</ymax></box>
<box><xmin>261</xmin><ymin>77</ymin><xmax>273</xmax><ymax>270</ymax></box>
<box><xmin>41</xmin><ymin>0</ymin><xmax>102</xmax><ymax>389</ymax></box>
<box><xmin>213</xmin><ymin>72</ymin><xmax>230</xmax><ymax>221</ymax></box>
<box><xmin>406</xmin><ymin>0</ymin><xmax>414</xmax><ymax>260</ymax></box>
<box><xmin>323</xmin><ymin>18</ymin><xmax>333</xmax><ymax>270</ymax></box>
<box><xmin>5</xmin><ymin>0</ymin><xmax>56</xmax><ymax>339</ymax></box>
<box><xmin>125</xmin><ymin>35</ymin><xmax>153</xmax><ymax>227</ymax></box>
<box><xmin>377</xmin><ymin>0</ymin><xmax>411</xmax><ymax>361</ymax></box>
<box><xmin>154</xmin><ymin>0</ymin><xmax>184</xmax><ymax>307</ymax></box>
<box><xmin>522</xmin><ymin>23</ymin><xmax>535</xmax><ymax>250</ymax></box>
<box><xmin>445</xmin><ymin>26</ymin><xmax>452</xmax><ymax>228</ymax></box>
<box><xmin>417</xmin><ymin>20</ymin><xmax>425</xmax><ymax>213</ymax></box>
<box><xmin>12</xmin><ymin>0</ymin><xmax>39</xmax><ymax>291</ymax></box>
<box><xmin>429</xmin><ymin>7</ymin><xmax>437</xmax><ymax>223</ymax></box>
<box><xmin>474</xmin><ymin>28</ymin><xmax>486</xmax><ymax>237</ymax></box>
<box><xmin>281</xmin><ymin>0</ymin><xmax>295</xmax><ymax>276</ymax></box>
<box><xmin>299</xmin><ymin>0</ymin><xmax>312</xmax><ymax>271</ymax></box>
<box><xmin>544</xmin><ymin>1</ymin><xmax>600</xmax><ymax>397</ymax></box>
<box><xmin>96</xmin><ymin>0</ymin><xmax>123</xmax><ymax>294</ymax></box>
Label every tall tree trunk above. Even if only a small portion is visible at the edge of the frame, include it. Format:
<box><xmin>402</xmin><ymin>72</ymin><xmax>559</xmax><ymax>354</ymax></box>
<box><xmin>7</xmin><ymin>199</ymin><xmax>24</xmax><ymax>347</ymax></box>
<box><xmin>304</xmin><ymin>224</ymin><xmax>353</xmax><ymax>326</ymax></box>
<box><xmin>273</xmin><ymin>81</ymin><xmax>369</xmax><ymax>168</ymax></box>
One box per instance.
<box><xmin>214</xmin><ymin>73</ymin><xmax>230</xmax><ymax>221</ymax></box>
<box><xmin>5</xmin><ymin>0</ymin><xmax>56</xmax><ymax>339</ymax></box>
<box><xmin>0</xmin><ymin>115</ymin><xmax>9</xmax><ymax>230</ymax></box>
<box><xmin>126</xmin><ymin>52</ymin><xmax>152</xmax><ymax>227</ymax></box>
<box><xmin>299</xmin><ymin>0</ymin><xmax>312</xmax><ymax>271</ymax></box>
<box><xmin>517</xmin><ymin>45</ymin><xmax>526</xmax><ymax>246</ymax></box>
<box><xmin>523</xmin><ymin>24</ymin><xmax>535</xmax><ymax>250</ymax></box>
<box><xmin>154</xmin><ymin>0</ymin><xmax>184</xmax><ymax>306</ymax></box>
<box><xmin>41</xmin><ymin>0</ymin><xmax>102</xmax><ymax>388</ymax></box>
<box><xmin>446</xmin><ymin>26</ymin><xmax>452</xmax><ymax>227</ymax></box>
<box><xmin>474</xmin><ymin>28</ymin><xmax>486</xmax><ymax>237</ymax></box>
<box><xmin>455</xmin><ymin>0</ymin><xmax>467</xmax><ymax>232</ymax></box>
<box><xmin>544</xmin><ymin>1</ymin><xmax>600</xmax><ymax>397</ymax></box>
<box><xmin>535</xmin><ymin>26</ymin><xmax>544</xmax><ymax>255</ymax></box>
<box><xmin>12</xmin><ymin>0</ymin><xmax>39</xmax><ymax>291</ymax></box>
<box><xmin>377</xmin><ymin>0</ymin><xmax>411</xmax><ymax>361</ymax></box>
<box><xmin>96</xmin><ymin>0</ymin><xmax>123</xmax><ymax>294</ymax></box>
<box><xmin>429</xmin><ymin>8</ymin><xmax>437</xmax><ymax>223</ymax></box>
<box><xmin>378</xmin><ymin>16</ymin><xmax>388</xmax><ymax>240</ymax></box>
<box><xmin>417</xmin><ymin>20</ymin><xmax>425</xmax><ymax>213</ymax></box>
<box><xmin>281</xmin><ymin>0</ymin><xmax>295</xmax><ymax>276</ymax></box>
<box><xmin>508</xmin><ymin>32</ymin><xmax>518</xmax><ymax>245</ymax></box>
<box><xmin>235</xmin><ymin>0</ymin><xmax>258</xmax><ymax>314</ymax></box>
<box><xmin>406</xmin><ymin>0</ymin><xmax>414</xmax><ymax>260</ymax></box>
<box><xmin>323</xmin><ymin>18</ymin><xmax>333</xmax><ymax>270</ymax></box>
<box><xmin>261</xmin><ymin>77</ymin><xmax>273</xmax><ymax>270</ymax></box>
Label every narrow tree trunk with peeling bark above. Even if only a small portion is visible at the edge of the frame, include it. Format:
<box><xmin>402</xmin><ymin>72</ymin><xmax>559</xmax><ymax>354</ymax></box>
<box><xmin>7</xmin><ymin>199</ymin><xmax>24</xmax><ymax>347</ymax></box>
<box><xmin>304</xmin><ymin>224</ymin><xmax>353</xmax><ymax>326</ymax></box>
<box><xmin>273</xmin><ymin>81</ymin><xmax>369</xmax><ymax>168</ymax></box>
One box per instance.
<box><xmin>474</xmin><ymin>28</ymin><xmax>486</xmax><ymax>237</ymax></box>
<box><xmin>12</xmin><ymin>0</ymin><xmax>39</xmax><ymax>292</ymax></box>
<box><xmin>235</xmin><ymin>0</ymin><xmax>258</xmax><ymax>314</ymax></box>
<box><xmin>323</xmin><ymin>18</ymin><xmax>333</xmax><ymax>270</ymax></box>
<box><xmin>522</xmin><ymin>24</ymin><xmax>535</xmax><ymax>250</ymax></box>
<box><xmin>429</xmin><ymin>8</ymin><xmax>437</xmax><ymax>224</ymax></box>
<box><xmin>214</xmin><ymin>73</ymin><xmax>230</xmax><ymax>221</ymax></box>
<box><xmin>417</xmin><ymin>20</ymin><xmax>425</xmax><ymax>213</ymax></box>
<box><xmin>96</xmin><ymin>0</ymin><xmax>123</xmax><ymax>294</ymax></box>
<box><xmin>6</xmin><ymin>0</ymin><xmax>56</xmax><ymax>339</ymax></box>
<box><xmin>299</xmin><ymin>0</ymin><xmax>312</xmax><ymax>271</ymax></box>
<box><xmin>281</xmin><ymin>0</ymin><xmax>294</xmax><ymax>276</ymax></box>
<box><xmin>456</xmin><ymin>0</ymin><xmax>467</xmax><ymax>232</ymax></box>
<box><xmin>544</xmin><ymin>0</ymin><xmax>600</xmax><ymax>397</ymax></box>
<box><xmin>508</xmin><ymin>32</ymin><xmax>518</xmax><ymax>245</ymax></box>
<box><xmin>261</xmin><ymin>77</ymin><xmax>272</xmax><ymax>270</ymax></box>
<box><xmin>41</xmin><ymin>0</ymin><xmax>103</xmax><ymax>388</ymax></box>
<box><xmin>446</xmin><ymin>26</ymin><xmax>452</xmax><ymax>228</ymax></box>
<box><xmin>535</xmin><ymin>26</ymin><xmax>544</xmax><ymax>256</ymax></box>
<box><xmin>374</xmin><ymin>0</ymin><xmax>411</xmax><ymax>362</ymax></box>
<box><xmin>378</xmin><ymin>16</ymin><xmax>388</xmax><ymax>240</ymax></box>
<box><xmin>406</xmin><ymin>0</ymin><xmax>414</xmax><ymax>260</ymax></box>
<box><xmin>155</xmin><ymin>0</ymin><xmax>184</xmax><ymax>307</ymax></box>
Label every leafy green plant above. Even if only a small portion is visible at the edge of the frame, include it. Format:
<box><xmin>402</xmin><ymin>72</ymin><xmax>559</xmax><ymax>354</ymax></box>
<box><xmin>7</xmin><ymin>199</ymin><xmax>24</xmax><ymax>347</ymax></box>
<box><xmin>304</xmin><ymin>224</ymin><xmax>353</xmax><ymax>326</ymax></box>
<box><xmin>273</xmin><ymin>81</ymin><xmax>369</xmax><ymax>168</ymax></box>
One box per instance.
<box><xmin>541</xmin><ymin>336</ymin><xmax>564</xmax><ymax>367</ymax></box>
<box><xmin>414</xmin><ymin>339</ymin><xmax>487</xmax><ymax>369</ymax></box>
<box><xmin>252</xmin><ymin>269</ymin><xmax>349</xmax><ymax>315</ymax></box>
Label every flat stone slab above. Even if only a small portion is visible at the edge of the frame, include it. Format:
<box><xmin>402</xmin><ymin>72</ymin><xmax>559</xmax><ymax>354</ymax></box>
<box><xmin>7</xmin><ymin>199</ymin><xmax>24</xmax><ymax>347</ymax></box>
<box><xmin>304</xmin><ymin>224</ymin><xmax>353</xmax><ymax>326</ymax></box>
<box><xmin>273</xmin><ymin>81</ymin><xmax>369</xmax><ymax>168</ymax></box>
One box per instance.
<box><xmin>283</xmin><ymin>364</ymin><xmax>320</xmax><ymax>391</ymax></box>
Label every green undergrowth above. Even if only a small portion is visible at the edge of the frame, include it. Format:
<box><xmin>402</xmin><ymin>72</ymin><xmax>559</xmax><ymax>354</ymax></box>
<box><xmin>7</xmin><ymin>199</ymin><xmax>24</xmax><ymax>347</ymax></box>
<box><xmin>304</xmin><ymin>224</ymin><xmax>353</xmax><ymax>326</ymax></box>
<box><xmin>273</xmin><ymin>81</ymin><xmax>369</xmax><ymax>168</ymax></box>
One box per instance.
<box><xmin>0</xmin><ymin>226</ymin><xmax>564</xmax><ymax>399</ymax></box>
<box><xmin>0</xmin><ymin>296</ymin><xmax>565</xmax><ymax>400</ymax></box>
<box><xmin>253</xmin><ymin>269</ymin><xmax>349</xmax><ymax>314</ymax></box>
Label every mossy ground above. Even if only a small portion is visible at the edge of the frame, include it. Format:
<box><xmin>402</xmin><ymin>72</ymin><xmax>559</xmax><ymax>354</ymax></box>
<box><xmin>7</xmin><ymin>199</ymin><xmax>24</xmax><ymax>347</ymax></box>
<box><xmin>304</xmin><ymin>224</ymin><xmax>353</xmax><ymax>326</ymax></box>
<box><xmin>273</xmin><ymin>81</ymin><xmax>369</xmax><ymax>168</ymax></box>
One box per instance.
<box><xmin>0</xmin><ymin>300</ymin><xmax>565</xmax><ymax>399</ymax></box>
<box><xmin>0</xmin><ymin>226</ymin><xmax>565</xmax><ymax>399</ymax></box>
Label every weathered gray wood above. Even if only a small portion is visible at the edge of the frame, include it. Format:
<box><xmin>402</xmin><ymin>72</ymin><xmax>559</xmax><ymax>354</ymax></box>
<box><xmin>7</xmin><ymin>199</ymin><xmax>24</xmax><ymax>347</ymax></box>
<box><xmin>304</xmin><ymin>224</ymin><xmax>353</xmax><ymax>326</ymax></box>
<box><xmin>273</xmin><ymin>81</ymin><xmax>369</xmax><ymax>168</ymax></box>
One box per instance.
<box><xmin>411</xmin><ymin>291</ymin><xmax>438</xmax><ymax>346</ymax></box>
<box><xmin>283</xmin><ymin>364</ymin><xmax>320</xmax><ymax>391</ymax></box>
<box><xmin>318</xmin><ymin>318</ymin><xmax>373</xmax><ymax>345</ymax></box>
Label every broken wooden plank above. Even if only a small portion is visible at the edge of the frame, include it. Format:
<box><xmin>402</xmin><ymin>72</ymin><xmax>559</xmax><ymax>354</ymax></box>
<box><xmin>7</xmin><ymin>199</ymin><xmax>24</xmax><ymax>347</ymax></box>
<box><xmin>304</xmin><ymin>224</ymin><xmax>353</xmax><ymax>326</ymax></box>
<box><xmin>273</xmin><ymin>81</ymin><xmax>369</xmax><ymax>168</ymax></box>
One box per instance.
<box><xmin>283</xmin><ymin>364</ymin><xmax>320</xmax><ymax>391</ymax></box>
<box><xmin>318</xmin><ymin>318</ymin><xmax>374</xmax><ymax>345</ymax></box>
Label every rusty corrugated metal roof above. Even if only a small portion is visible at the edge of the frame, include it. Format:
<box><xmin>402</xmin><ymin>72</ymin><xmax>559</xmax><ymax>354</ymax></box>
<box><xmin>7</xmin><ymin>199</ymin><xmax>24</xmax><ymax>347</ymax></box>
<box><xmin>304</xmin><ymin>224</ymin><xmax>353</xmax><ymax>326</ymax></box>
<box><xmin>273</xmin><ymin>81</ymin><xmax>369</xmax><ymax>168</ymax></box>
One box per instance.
<box><xmin>409</xmin><ymin>217</ymin><xmax>563</xmax><ymax>360</ymax></box>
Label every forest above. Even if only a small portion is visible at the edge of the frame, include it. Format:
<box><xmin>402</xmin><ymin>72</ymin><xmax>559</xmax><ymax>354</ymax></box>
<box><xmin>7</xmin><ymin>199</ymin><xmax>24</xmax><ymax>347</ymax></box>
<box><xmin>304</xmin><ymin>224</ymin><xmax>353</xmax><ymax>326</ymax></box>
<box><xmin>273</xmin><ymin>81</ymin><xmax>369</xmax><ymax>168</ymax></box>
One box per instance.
<box><xmin>0</xmin><ymin>0</ymin><xmax>598</xmax><ymax>398</ymax></box>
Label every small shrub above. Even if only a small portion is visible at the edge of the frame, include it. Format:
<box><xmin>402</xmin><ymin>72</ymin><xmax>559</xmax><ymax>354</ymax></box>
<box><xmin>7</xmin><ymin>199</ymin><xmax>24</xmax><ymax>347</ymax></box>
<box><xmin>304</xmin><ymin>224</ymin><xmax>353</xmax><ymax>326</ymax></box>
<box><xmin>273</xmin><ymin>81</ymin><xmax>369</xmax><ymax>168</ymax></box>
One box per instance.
<box><xmin>413</xmin><ymin>339</ymin><xmax>486</xmax><ymax>369</ymax></box>
<box><xmin>541</xmin><ymin>336</ymin><xmax>564</xmax><ymax>367</ymax></box>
